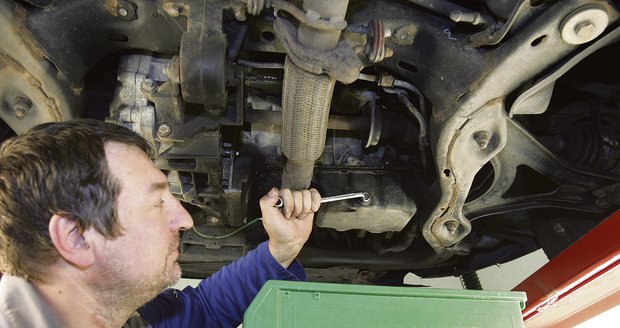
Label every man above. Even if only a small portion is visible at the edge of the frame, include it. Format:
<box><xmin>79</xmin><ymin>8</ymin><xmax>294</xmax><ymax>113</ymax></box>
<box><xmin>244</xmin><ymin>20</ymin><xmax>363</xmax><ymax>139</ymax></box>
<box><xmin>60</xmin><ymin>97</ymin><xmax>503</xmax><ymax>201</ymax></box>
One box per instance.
<box><xmin>0</xmin><ymin>119</ymin><xmax>321</xmax><ymax>327</ymax></box>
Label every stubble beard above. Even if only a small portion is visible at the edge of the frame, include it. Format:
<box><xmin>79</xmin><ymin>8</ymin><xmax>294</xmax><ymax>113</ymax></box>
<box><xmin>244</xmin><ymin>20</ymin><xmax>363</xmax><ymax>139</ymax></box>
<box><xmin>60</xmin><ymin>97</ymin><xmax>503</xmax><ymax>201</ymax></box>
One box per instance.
<box><xmin>93</xmin><ymin>235</ymin><xmax>183</xmax><ymax>325</ymax></box>
<box><xmin>163</xmin><ymin>236</ymin><xmax>183</xmax><ymax>287</ymax></box>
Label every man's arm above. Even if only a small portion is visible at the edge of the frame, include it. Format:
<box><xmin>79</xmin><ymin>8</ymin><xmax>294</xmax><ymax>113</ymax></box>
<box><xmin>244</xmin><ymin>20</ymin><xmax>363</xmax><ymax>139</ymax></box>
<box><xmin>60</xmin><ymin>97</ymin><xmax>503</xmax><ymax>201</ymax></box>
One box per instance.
<box><xmin>260</xmin><ymin>187</ymin><xmax>321</xmax><ymax>268</ymax></box>
<box><xmin>137</xmin><ymin>241</ymin><xmax>304</xmax><ymax>328</ymax></box>
<box><xmin>137</xmin><ymin>188</ymin><xmax>320</xmax><ymax>328</ymax></box>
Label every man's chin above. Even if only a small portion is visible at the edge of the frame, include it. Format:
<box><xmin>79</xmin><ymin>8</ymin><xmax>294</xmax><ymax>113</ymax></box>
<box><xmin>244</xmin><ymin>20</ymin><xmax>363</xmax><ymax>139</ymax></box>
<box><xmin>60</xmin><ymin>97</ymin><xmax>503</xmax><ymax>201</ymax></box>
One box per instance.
<box><xmin>164</xmin><ymin>262</ymin><xmax>183</xmax><ymax>288</ymax></box>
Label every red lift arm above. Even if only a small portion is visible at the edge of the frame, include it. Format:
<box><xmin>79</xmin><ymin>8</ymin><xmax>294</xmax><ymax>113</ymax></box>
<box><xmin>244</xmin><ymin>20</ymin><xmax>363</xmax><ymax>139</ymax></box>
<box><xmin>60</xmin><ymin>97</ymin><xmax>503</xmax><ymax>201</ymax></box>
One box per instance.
<box><xmin>514</xmin><ymin>209</ymin><xmax>620</xmax><ymax>327</ymax></box>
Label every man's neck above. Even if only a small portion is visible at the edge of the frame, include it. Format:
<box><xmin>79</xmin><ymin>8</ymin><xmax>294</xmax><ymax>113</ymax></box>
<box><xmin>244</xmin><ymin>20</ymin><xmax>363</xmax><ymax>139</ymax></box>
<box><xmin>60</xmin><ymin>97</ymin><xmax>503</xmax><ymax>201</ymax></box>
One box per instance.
<box><xmin>33</xmin><ymin>270</ymin><xmax>137</xmax><ymax>328</ymax></box>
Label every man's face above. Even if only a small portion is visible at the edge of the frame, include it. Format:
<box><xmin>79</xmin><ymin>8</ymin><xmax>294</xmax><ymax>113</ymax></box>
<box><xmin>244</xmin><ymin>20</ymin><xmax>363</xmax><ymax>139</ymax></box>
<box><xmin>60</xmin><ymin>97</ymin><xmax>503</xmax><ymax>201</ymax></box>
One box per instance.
<box><xmin>91</xmin><ymin>142</ymin><xmax>193</xmax><ymax>301</ymax></box>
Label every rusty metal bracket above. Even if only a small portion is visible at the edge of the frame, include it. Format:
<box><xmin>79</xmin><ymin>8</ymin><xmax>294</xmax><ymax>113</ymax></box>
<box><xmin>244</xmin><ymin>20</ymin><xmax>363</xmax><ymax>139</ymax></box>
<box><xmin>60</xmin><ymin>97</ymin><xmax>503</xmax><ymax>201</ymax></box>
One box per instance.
<box><xmin>416</xmin><ymin>0</ymin><xmax>619</xmax><ymax>253</ymax></box>
<box><xmin>470</xmin><ymin>0</ymin><xmax>542</xmax><ymax>47</ymax></box>
<box><xmin>271</xmin><ymin>0</ymin><xmax>347</xmax><ymax>31</ymax></box>
<box><xmin>510</xmin><ymin>25</ymin><xmax>620</xmax><ymax>117</ymax></box>
<box><xmin>273</xmin><ymin>17</ymin><xmax>364</xmax><ymax>84</ymax></box>
<box><xmin>463</xmin><ymin>119</ymin><xmax>620</xmax><ymax>221</ymax></box>
<box><xmin>0</xmin><ymin>1</ymin><xmax>82</xmax><ymax>133</ymax></box>
<box><xmin>422</xmin><ymin>101</ymin><xmax>508</xmax><ymax>249</ymax></box>
<box><xmin>244</xmin><ymin>0</ymin><xmax>347</xmax><ymax>31</ymax></box>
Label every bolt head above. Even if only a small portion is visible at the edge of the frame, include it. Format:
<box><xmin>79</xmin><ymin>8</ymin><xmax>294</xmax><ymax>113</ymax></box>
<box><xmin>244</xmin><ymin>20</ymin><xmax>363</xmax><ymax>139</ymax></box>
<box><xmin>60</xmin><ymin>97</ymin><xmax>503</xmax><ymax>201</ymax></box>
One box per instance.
<box><xmin>561</xmin><ymin>7</ymin><xmax>608</xmax><ymax>45</ymax></box>
<box><xmin>14</xmin><ymin>107</ymin><xmax>27</xmax><ymax>118</ymax></box>
<box><xmin>118</xmin><ymin>7</ymin><xmax>128</xmax><ymax>16</ymax></box>
<box><xmin>141</xmin><ymin>78</ymin><xmax>157</xmax><ymax>93</ymax></box>
<box><xmin>234</xmin><ymin>8</ymin><xmax>247</xmax><ymax>21</ymax></box>
<box><xmin>399</xmin><ymin>33</ymin><xmax>409</xmax><ymax>40</ymax></box>
<box><xmin>157</xmin><ymin>123</ymin><xmax>172</xmax><ymax>138</ymax></box>
<box><xmin>574</xmin><ymin>21</ymin><xmax>596</xmax><ymax>39</ymax></box>
<box><xmin>473</xmin><ymin>131</ymin><xmax>491</xmax><ymax>150</ymax></box>
<box><xmin>346</xmin><ymin>156</ymin><xmax>359</xmax><ymax>165</ymax></box>
<box><xmin>12</xmin><ymin>97</ymin><xmax>33</xmax><ymax>118</ymax></box>
<box><xmin>165</xmin><ymin>4</ymin><xmax>182</xmax><ymax>17</ymax></box>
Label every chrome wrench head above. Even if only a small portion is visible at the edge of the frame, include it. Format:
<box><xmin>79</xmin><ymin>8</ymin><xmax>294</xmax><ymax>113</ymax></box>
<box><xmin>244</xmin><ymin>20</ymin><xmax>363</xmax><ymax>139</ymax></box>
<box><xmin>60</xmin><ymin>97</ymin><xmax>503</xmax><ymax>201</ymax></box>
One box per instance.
<box><xmin>274</xmin><ymin>191</ymin><xmax>371</xmax><ymax>208</ymax></box>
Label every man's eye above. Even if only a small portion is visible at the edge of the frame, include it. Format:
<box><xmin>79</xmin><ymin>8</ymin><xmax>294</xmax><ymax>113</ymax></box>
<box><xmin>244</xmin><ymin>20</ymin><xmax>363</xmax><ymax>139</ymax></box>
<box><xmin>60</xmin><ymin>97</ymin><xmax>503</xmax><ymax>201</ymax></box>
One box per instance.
<box><xmin>155</xmin><ymin>199</ymin><xmax>165</xmax><ymax>207</ymax></box>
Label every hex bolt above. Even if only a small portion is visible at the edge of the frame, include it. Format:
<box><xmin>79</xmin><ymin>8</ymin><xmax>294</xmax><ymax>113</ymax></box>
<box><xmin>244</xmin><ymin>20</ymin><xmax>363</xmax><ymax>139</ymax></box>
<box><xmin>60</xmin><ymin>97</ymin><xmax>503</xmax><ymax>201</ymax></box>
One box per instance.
<box><xmin>473</xmin><ymin>131</ymin><xmax>491</xmax><ymax>150</ymax></box>
<box><xmin>346</xmin><ymin>156</ymin><xmax>359</xmax><ymax>165</ymax></box>
<box><xmin>165</xmin><ymin>3</ymin><xmax>183</xmax><ymax>17</ymax></box>
<box><xmin>574</xmin><ymin>21</ymin><xmax>596</xmax><ymax>39</ymax></box>
<box><xmin>141</xmin><ymin>78</ymin><xmax>157</xmax><ymax>94</ymax></box>
<box><xmin>118</xmin><ymin>7</ymin><xmax>128</xmax><ymax>17</ymax></box>
<box><xmin>560</xmin><ymin>7</ymin><xmax>608</xmax><ymax>45</ymax></box>
<box><xmin>12</xmin><ymin>97</ymin><xmax>33</xmax><ymax>118</ymax></box>
<box><xmin>393</xmin><ymin>24</ymin><xmax>417</xmax><ymax>45</ymax></box>
<box><xmin>157</xmin><ymin>123</ymin><xmax>172</xmax><ymax>138</ymax></box>
<box><xmin>234</xmin><ymin>6</ymin><xmax>247</xmax><ymax>21</ymax></box>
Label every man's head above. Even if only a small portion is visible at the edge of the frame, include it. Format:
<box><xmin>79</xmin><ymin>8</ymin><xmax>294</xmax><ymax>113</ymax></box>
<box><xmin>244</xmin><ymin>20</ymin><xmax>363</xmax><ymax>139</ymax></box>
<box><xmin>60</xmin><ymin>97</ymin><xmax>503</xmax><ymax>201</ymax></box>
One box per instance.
<box><xmin>0</xmin><ymin>119</ymin><xmax>149</xmax><ymax>281</ymax></box>
<box><xmin>91</xmin><ymin>140</ymin><xmax>193</xmax><ymax>304</ymax></box>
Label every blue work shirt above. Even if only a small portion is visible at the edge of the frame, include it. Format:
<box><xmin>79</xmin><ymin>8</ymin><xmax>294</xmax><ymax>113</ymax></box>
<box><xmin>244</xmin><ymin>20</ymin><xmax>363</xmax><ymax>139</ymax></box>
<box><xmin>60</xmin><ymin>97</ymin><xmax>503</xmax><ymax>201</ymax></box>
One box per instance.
<box><xmin>137</xmin><ymin>241</ymin><xmax>306</xmax><ymax>328</ymax></box>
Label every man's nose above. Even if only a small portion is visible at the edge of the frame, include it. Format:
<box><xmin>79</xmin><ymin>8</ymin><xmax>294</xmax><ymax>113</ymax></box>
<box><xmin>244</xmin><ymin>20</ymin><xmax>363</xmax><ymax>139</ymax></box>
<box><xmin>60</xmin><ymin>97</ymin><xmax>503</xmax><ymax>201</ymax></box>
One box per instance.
<box><xmin>169</xmin><ymin>198</ymin><xmax>194</xmax><ymax>231</ymax></box>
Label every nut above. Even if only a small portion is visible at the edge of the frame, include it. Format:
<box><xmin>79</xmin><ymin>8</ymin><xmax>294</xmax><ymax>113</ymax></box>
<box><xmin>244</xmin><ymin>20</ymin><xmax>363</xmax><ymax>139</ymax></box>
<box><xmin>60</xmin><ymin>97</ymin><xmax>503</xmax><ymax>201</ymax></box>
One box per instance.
<box><xmin>118</xmin><ymin>7</ymin><xmax>128</xmax><ymax>17</ymax></box>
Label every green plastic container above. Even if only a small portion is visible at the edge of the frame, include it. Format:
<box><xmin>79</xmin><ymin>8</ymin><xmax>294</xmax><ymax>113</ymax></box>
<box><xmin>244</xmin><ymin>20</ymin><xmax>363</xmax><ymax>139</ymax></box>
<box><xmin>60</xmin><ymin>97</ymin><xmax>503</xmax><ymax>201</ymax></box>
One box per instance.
<box><xmin>244</xmin><ymin>280</ymin><xmax>526</xmax><ymax>328</ymax></box>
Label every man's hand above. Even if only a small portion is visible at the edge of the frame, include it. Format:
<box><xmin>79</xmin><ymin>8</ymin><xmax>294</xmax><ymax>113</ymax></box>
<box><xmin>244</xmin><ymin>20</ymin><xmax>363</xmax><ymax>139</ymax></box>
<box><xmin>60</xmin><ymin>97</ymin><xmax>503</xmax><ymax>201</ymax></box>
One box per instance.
<box><xmin>259</xmin><ymin>187</ymin><xmax>321</xmax><ymax>268</ymax></box>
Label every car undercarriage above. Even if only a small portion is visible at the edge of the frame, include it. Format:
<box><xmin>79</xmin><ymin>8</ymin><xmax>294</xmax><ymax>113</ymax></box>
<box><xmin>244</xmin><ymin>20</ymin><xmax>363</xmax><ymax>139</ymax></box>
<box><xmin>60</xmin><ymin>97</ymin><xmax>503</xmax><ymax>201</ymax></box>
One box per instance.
<box><xmin>1</xmin><ymin>0</ymin><xmax>619</xmax><ymax>283</ymax></box>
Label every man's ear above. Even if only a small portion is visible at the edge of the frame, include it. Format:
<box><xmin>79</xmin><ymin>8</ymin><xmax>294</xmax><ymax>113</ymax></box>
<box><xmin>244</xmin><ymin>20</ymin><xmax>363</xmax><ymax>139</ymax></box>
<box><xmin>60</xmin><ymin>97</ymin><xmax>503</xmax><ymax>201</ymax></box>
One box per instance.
<box><xmin>48</xmin><ymin>214</ymin><xmax>95</xmax><ymax>269</ymax></box>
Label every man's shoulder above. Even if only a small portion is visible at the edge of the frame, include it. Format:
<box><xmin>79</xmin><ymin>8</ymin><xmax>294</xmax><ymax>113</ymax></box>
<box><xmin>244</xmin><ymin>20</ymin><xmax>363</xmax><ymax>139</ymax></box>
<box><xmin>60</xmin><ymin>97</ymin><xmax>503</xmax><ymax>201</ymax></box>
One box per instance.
<box><xmin>0</xmin><ymin>275</ymin><xmax>63</xmax><ymax>328</ymax></box>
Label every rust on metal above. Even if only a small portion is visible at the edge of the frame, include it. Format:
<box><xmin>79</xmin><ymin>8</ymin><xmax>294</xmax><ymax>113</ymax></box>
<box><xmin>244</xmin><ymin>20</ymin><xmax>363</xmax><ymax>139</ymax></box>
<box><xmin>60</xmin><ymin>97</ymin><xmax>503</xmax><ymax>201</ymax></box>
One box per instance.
<box><xmin>244</xmin><ymin>110</ymin><xmax>362</xmax><ymax>131</ymax></box>
<box><xmin>0</xmin><ymin>52</ymin><xmax>63</xmax><ymax>121</ymax></box>
<box><xmin>12</xmin><ymin>5</ymin><xmax>46</xmax><ymax>60</ymax></box>
<box><xmin>104</xmin><ymin>0</ymin><xmax>120</xmax><ymax>17</ymax></box>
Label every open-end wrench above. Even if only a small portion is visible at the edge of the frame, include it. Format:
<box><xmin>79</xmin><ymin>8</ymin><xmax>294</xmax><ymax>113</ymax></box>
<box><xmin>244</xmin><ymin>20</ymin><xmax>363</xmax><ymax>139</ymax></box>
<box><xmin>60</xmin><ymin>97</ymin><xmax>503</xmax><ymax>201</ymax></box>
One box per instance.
<box><xmin>274</xmin><ymin>192</ymin><xmax>371</xmax><ymax>208</ymax></box>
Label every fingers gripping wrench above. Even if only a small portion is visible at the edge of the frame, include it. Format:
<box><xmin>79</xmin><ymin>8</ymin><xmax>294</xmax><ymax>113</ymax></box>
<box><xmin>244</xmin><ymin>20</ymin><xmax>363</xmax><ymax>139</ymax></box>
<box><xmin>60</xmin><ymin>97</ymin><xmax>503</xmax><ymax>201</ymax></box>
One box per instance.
<box><xmin>275</xmin><ymin>192</ymin><xmax>371</xmax><ymax>208</ymax></box>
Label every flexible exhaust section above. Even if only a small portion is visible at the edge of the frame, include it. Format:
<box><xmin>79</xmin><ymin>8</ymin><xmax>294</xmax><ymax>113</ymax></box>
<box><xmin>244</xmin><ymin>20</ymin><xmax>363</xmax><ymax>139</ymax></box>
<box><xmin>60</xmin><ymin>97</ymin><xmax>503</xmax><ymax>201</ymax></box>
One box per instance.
<box><xmin>281</xmin><ymin>0</ymin><xmax>349</xmax><ymax>189</ymax></box>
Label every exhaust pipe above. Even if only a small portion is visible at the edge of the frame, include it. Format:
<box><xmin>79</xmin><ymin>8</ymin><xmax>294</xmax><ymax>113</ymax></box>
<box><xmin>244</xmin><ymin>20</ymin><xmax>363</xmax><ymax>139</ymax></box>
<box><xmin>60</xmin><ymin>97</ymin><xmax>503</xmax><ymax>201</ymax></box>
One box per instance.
<box><xmin>281</xmin><ymin>0</ymin><xmax>350</xmax><ymax>189</ymax></box>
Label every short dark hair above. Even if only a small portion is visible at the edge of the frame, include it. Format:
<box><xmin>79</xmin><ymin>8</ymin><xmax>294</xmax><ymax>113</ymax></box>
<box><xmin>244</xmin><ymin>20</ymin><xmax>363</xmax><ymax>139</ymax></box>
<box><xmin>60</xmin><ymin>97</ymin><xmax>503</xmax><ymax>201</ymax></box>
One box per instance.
<box><xmin>0</xmin><ymin>119</ymin><xmax>150</xmax><ymax>281</ymax></box>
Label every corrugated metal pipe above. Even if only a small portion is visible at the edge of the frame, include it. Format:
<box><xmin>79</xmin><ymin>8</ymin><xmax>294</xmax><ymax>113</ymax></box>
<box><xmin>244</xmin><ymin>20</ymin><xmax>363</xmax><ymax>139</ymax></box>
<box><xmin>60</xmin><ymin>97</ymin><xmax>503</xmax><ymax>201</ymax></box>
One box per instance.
<box><xmin>280</xmin><ymin>0</ymin><xmax>349</xmax><ymax>189</ymax></box>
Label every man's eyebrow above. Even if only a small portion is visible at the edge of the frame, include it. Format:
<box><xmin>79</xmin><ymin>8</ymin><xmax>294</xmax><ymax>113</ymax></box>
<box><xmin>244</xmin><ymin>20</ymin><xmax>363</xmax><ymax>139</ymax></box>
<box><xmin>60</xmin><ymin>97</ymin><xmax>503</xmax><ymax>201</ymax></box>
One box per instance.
<box><xmin>148</xmin><ymin>182</ymin><xmax>169</xmax><ymax>193</ymax></box>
